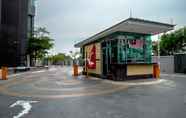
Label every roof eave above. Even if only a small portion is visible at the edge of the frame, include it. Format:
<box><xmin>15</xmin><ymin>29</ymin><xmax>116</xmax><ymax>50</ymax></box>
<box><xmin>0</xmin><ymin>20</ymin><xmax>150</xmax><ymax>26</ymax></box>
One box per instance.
<box><xmin>74</xmin><ymin>17</ymin><xmax>176</xmax><ymax>48</ymax></box>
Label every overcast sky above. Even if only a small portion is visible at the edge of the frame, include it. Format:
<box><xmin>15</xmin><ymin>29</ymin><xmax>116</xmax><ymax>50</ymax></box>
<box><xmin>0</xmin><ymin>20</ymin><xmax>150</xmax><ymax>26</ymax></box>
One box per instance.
<box><xmin>35</xmin><ymin>0</ymin><xmax>186</xmax><ymax>54</ymax></box>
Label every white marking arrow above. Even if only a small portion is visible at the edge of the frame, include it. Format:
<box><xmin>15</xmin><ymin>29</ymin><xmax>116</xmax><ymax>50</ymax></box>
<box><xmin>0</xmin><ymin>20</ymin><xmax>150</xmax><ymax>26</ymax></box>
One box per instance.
<box><xmin>10</xmin><ymin>100</ymin><xmax>38</xmax><ymax>118</ymax></box>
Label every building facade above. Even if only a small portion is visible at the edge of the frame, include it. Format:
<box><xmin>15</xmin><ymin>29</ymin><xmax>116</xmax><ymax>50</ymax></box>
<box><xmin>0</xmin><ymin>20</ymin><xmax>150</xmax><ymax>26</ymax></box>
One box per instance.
<box><xmin>75</xmin><ymin>18</ymin><xmax>175</xmax><ymax>80</ymax></box>
<box><xmin>0</xmin><ymin>0</ymin><xmax>35</xmax><ymax>67</ymax></box>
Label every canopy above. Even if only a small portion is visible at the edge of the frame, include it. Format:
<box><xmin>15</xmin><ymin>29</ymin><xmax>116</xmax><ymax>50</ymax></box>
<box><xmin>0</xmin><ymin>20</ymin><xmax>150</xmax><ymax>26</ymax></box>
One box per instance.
<box><xmin>75</xmin><ymin>17</ymin><xmax>175</xmax><ymax>47</ymax></box>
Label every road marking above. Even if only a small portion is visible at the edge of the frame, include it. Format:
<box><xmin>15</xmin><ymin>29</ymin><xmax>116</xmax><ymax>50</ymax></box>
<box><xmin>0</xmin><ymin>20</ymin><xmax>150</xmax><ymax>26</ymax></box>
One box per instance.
<box><xmin>31</xmin><ymin>70</ymin><xmax>46</xmax><ymax>74</ymax></box>
<box><xmin>8</xmin><ymin>73</ymin><xmax>22</xmax><ymax>78</ymax></box>
<box><xmin>10</xmin><ymin>100</ymin><xmax>38</xmax><ymax>118</ymax></box>
<box><xmin>48</xmin><ymin>68</ymin><xmax>57</xmax><ymax>71</ymax></box>
<box><xmin>8</xmin><ymin>69</ymin><xmax>47</xmax><ymax>78</ymax></box>
<box><xmin>56</xmin><ymin>81</ymin><xmax>62</xmax><ymax>85</ymax></box>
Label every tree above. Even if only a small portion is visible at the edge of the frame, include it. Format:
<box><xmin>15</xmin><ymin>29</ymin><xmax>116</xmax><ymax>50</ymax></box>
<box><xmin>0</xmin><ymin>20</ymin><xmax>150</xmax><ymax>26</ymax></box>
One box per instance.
<box><xmin>51</xmin><ymin>53</ymin><xmax>66</xmax><ymax>64</ymax></box>
<box><xmin>160</xmin><ymin>27</ymin><xmax>186</xmax><ymax>55</ymax></box>
<box><xmin>48</xmin><ymin>53</ymin><xmax>73</xmax><ymax>65</ymax></box>
<box><xmin>27</xmin><ymin>27</ymin><xmax>54</xmax><ymax>66</ymax></box>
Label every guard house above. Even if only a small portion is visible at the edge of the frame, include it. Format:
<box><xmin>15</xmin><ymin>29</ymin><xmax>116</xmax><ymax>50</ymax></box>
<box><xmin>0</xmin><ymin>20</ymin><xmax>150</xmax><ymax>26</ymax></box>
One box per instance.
<box><xmin>75</xmin><ymin>18</ymin><xmax>175</xmax><ymax>80</ymax></box>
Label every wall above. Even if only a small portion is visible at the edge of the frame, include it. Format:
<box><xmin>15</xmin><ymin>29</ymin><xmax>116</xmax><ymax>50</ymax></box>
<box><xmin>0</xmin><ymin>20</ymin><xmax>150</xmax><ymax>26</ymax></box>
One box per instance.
<box><xmin>153</xmin><ymin>56</ymin><xmax>174</xmax><ymax>74</ymax></box>
<box><xmin>127</xmin><ymin>65</ymin><xmax>153</xmax><ymax>76</ymax></box>
<box><xmin>84</xmin><ymin>42</ymin><xmax>102</xmax><ymax>75</ymax></box>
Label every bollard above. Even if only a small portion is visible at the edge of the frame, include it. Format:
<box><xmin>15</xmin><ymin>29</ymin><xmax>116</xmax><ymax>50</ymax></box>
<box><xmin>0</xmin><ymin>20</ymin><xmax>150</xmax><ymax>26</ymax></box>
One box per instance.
<box><xmin>0</xmin><ymin>69</ymin><xmax>1</xmax><ymax>79</ymax></box>
<box><xmin>73</xmin><ymin>64</ymin><xmax>78</xmax><ymax>76</ymax></box>
<box><xmin>1</xmin><ymin>67</ymin><xmax>8</xmax><ymax>80</ymax></box>
<box><xmin>156</xmin><ymin>64</ymin><xmax>160</xmax><ymax>78</ymax></box>
<box><xmin>153</xmin><ymin>64</ymin><xmax>160</xmax><ymax>79</ymax></box>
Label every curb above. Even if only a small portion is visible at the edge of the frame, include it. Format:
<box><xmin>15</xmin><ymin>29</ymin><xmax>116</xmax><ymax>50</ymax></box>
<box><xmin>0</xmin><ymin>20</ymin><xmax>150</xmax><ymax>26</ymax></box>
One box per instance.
<box><xmin>88</xmin><ymin>77</ymin><xmax>165</xmax><ymax>86</ymax></box>
<box><xmin>108</xmin><ymin>79</ymin><xmax>166</xmax><ymax>86</ymax></box>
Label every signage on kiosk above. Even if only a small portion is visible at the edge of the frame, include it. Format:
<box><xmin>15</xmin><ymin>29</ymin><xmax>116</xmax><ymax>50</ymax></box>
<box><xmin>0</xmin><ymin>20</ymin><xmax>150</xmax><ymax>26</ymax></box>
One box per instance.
<box><xmin>87</xmin><ymin>45</ymin><xmax>96</xmax><ymax>69</ymax></box>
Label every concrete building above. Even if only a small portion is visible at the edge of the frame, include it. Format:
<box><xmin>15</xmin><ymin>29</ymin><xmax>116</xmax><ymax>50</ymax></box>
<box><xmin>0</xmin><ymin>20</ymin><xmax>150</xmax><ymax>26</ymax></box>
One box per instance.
<box><xmin>0</xmin><ymin>0</ymin><xmax>35</xmax><ymax>67</ymax></box>
<box><xmin>75</xmin><ymin>18</ymin><xmax>175</xmax><ymax>80</ymax></box>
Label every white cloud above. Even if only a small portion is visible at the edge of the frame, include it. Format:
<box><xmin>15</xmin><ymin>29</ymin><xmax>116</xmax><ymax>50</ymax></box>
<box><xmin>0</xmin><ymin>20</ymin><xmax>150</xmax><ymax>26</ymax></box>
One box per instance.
<box><xmin>35</xmin><ymin>0</ymin><xmax>186</xmax><ymax>53</ymax></box>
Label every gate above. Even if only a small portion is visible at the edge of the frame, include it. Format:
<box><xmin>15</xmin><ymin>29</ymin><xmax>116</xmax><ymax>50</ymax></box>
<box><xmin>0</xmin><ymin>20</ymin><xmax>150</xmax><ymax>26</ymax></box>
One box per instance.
<box><xmin>174</xmin><ymin>54</ymin><xmax>186</xmax><ymax>73</ymax></box>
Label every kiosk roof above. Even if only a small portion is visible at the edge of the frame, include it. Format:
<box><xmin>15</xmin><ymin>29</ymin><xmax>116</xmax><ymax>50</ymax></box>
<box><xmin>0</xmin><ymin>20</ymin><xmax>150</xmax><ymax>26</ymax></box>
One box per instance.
<box><xmin>75</xmin><ymin>17</ymin><xmax>175</xmax><ymax>47</ymax></box>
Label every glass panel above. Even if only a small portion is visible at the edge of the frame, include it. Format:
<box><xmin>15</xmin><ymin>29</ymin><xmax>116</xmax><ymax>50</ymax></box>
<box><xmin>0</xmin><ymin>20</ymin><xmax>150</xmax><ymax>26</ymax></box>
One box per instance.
<box><xmin>117</xmin><ymin>34</ymin><xmax>152</xmax><ymax>63</ymax></box>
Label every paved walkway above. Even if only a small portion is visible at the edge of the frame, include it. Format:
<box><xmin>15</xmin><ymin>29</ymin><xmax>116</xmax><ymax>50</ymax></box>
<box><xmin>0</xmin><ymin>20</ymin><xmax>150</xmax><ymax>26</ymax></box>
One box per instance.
<box><xmin>0</xmin><ymin>66</ymin><xmax>186</xmax><ymax>118</ymax></box>
<box><xmin>0</xmin><ymin>66</ymin><xmax>169</xmax><ymax>99</ymax></box>
<box><xmin>0</xmin><ymin>66</ymin><xmax>128</xmax><ymax>99</ymax></box>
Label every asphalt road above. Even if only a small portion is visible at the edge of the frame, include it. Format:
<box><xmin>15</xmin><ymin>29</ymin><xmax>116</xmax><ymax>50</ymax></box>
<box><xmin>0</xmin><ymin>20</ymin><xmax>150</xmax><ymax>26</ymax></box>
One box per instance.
<box><xmin>0</xmin><ymin>66</ymin><xmax>186</xmax><ymax>118</ymax></box>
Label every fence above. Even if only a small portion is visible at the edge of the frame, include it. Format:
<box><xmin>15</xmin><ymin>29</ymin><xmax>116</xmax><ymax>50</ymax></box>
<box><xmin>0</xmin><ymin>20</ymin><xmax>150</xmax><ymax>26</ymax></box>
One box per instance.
<box><xmin>153</xmin><ymin>56</ymin><xmax>174</xmax><ymax>74</ymax></box>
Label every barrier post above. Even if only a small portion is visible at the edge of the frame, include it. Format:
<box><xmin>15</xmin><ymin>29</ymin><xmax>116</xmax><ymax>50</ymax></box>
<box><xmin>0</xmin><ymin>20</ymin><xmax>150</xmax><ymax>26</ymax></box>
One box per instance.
<box><xmin>0</xmin><ymin>69</ymin><xmax>1</xmax><ymax>80</ymax></box>
<box><xmin>73</xmin><ymin>64</ymin><xmax>78</xmax><ymax>76</ymax></box>
<box><xmin>153</xmin><ymin>64</ymin><xmax>160</xmax><ymax>79</ymax></box>
<box><xmin>156</xmin><ymin>64</ymin><xmax>160</xmax><ymax>79</ymax></box>
<box><xmin>2</xmin><ymin>67</ymin><xmax>8</xmax><ymax>80</ymax></box>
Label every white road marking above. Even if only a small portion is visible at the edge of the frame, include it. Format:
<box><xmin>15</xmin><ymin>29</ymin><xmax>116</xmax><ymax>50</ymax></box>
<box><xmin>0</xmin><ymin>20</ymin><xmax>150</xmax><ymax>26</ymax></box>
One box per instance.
<box><xmin>8</xmin><ymin>70</ymin><xmax>46</xmax><ymax>78</ymax></box>
<box><xmin>10</xmin><ymin>100</ymin><xmax>38</xmax><ymax>118</ymax></box>
<box><xmin>162</xmin><ymin>80</ymin><xmax>177</xmax><ymax>88</ymax></box>
<box><xmin>48</xmin><ymin>68</ymin><xmax>57</xmax><ymax>71</ymax></box>
<box><xmin>8</xmin><ymin>73</ymin><xmax>23</xmax><ymax>78</ymax></box>
<box><xmin>31</xmin><ymin>70</ymin><xmax>46</xmax><ymax>74</ymax></box>
<box><xmin>56</xmin><ymin>81</ymin><xmax>62</xmax><ymax>85</ymax></box>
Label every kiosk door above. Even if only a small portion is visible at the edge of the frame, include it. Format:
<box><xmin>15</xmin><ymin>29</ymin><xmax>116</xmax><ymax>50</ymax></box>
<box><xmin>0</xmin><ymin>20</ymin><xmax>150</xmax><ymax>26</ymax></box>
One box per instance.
<box><xmin>102</xmin><ymin>44</ymin><xmax>111</xmax><ymax>78</ymax></box>
<box><xmin>102</xmin><ymin>48</ymin><xmax>107</xmax><ymax>77</ymax></box>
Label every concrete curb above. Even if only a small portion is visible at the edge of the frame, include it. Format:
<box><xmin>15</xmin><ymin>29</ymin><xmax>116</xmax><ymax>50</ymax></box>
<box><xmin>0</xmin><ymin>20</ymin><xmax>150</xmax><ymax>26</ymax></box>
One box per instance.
<box><xmin>104</xmin><ymin>79</ymin><xmax>165</xmax><ymax>86</ymax></box>
<box><xmin>87</xmin><ymin>76</ymin><xmax>165</xmax><ymax>86</ymax></box>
